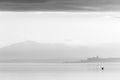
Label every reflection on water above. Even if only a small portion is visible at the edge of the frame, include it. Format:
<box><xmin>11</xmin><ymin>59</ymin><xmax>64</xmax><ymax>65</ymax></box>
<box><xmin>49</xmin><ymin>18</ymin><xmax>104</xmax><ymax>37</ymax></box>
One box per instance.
<box><xmin>0</xmin><ymin>63</ymin><xmax>120</xmax><ymax>80</ymax></box>
<box><xmin>0</xmin><ymin>63</ymin><xmax>120</xmax><ymax>72</ymax></box>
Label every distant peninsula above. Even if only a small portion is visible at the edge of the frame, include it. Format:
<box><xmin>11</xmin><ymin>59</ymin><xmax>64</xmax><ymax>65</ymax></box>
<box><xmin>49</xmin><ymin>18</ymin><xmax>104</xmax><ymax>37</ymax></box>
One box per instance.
<box><xmin>67</xmin><ymin>56</ymin><xmax>120</xmax><ymax>63</ymax></box>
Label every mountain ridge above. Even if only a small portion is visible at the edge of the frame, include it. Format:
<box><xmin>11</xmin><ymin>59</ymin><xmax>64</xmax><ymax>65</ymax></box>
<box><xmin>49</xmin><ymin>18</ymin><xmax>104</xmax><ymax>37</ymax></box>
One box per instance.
<box><xmin>0</xmin><ymin>41</ymin><xmax>86</xmax><ymax>61</ymax></box>
<box><xmin>1</xmin><ymin>41</ymin><xmax>120</xmax><ymax>62</ymax></box>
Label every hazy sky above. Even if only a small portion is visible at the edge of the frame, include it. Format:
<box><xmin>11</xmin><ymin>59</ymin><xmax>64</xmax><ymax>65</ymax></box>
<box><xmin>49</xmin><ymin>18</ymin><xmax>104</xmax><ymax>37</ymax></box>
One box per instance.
<box><xmin>0</xmin><ymin>12</ymin><xmax>120</xmax><ymax>47</ymax></box>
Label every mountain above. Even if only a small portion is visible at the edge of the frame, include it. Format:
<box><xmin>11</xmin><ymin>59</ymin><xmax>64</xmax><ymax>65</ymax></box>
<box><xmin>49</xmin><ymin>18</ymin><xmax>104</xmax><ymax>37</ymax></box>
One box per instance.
<box><xmin>0</xmin><ymin>0</ymin><xmax>120</xmax><ymax>11</ymax></box>
<box><xmin>1</xmin><ymin>41</ymin><xmax>120</xmax><ymax>63</ymax></box>
<box><xmin>0</xmin><ymin>41</ymin><xmax>91</xmax><ymax>62</ymax></box>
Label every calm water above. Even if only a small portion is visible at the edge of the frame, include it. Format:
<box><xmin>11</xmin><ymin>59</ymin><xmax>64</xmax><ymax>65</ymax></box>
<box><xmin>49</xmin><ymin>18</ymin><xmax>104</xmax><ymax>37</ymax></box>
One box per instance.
<box><xmin>0</xmin><ymin>63</ymin><xmax>120</xmax><ymax>72</ymax></box>
<box><xmin>0</xmin><ymin>63</ymin><xmax>120</xmax><ymax>80</ymax></box>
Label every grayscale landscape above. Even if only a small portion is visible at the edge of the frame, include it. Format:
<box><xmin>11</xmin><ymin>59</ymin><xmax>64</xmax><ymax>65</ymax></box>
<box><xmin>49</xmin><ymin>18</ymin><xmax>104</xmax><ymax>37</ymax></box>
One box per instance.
<box><xmin>0</xmin><ymin>12</ymin><xmax>120</xmax><ymax>80</ymax></box>
<box><xmin>0</xmin><ymin>0</ymin><xmax>120</xmax><ymax>79</ymax></box>
<box><xmin>1</xmin><ymin>40</ymin><xmax>120</xmax><ymax>80</ymax></box>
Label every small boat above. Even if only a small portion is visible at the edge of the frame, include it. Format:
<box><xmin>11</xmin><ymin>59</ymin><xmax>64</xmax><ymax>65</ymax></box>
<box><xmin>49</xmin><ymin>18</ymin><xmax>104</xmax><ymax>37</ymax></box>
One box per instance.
<box><xmin>101</xmin><ymin>67</ymin><xmax>104</xmax><ymax>70</ymax></box>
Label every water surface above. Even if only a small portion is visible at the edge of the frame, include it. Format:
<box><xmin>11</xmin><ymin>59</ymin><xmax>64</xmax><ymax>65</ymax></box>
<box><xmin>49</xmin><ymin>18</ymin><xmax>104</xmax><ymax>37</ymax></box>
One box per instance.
<box><xmin>0</xmin><ymin>63</ymin><xmax>120</xmax><ymax>80</ymax></box>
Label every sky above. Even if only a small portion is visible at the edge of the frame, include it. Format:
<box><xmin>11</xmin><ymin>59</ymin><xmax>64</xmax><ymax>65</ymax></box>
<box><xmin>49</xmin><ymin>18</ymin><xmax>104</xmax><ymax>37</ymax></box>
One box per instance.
<box><xmin>1</xmin><ymin>0</ymin><xmax>120</xmax><ymax>11</ymax></box>
<box><xmin>0</xmin><ymin>12</ymin><xmax>120</xmax><ymax>47</ymax></box>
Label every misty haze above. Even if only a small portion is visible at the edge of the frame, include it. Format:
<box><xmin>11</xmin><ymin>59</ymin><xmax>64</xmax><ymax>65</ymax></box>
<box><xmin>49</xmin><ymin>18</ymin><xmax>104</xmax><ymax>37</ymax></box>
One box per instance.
<box><xmin>1</xmin><ymin>0</ymin><xmax>120</xmax><ymax>79</ymax></box>
<box><xmin>1</xmin><ymin>41</ymin><xmax>120</xmax><ymax>63</ymax></box>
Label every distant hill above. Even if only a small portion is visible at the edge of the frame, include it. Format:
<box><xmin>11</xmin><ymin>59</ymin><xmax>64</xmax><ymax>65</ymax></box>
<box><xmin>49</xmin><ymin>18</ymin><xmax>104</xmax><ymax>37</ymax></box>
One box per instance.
<box><xmin>0</xmin><ymin>41</ymin><xmax>89</xmax><ymax>62</ymax></box>
<box><xmin>1</xmin><ymin>41</ymin><xmax>120</xmax><ymax>63</ymax></box>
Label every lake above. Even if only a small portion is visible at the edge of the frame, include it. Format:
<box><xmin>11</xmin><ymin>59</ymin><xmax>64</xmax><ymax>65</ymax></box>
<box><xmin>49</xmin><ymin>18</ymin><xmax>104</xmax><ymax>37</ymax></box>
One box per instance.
<box><xmin>0</xmin><ymin>63</ymin><xmax>120</xmax><ymax>80</ymax></box>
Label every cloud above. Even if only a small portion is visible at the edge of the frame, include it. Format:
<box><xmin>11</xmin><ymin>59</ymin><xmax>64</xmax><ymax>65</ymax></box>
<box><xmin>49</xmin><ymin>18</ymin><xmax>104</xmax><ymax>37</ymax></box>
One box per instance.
<box><xmin>0</xmin><ymin>0</ymin><xmax>114</xmax><ymax>11</ymax></box>
<box><xmin>80</xmin><ymin>6</ymin><xmax>100</xmax><ymax>11</ymax></box>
